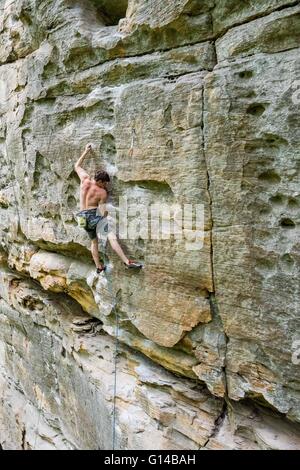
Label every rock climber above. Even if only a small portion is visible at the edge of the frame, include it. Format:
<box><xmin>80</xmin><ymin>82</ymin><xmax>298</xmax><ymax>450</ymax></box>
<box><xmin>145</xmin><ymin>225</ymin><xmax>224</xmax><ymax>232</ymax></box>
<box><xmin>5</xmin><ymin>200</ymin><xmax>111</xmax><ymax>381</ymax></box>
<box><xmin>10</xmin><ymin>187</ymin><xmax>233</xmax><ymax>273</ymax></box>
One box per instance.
<box><xmin>74</xmin><ymin>143</ymin><xmax>143</xmax><ymax>274</ymax></box>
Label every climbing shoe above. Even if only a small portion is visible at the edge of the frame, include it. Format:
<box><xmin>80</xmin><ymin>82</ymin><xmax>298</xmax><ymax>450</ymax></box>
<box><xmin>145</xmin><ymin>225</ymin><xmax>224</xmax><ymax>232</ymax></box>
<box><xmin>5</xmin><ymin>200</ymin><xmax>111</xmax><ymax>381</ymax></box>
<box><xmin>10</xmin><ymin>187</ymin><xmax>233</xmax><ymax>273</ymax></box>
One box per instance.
<box><xmin>96</xmin><ymin>266</ymin><xmax>106</xmax><ymax>274</ymax></box>
<box><xmin>125</xmin><ymin>260</ymin><xmax>143</xmax><ymax>270</ymax></box>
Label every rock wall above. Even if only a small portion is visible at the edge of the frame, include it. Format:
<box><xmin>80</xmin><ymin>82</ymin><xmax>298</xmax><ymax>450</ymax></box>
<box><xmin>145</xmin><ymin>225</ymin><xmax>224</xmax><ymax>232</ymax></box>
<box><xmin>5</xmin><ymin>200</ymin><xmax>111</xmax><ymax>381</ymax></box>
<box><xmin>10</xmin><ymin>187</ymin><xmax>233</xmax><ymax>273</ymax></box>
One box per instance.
<box><xmin>0</xmin><ymin>0</ymin><xmax>299</xmax><ymax>450</ymax></box>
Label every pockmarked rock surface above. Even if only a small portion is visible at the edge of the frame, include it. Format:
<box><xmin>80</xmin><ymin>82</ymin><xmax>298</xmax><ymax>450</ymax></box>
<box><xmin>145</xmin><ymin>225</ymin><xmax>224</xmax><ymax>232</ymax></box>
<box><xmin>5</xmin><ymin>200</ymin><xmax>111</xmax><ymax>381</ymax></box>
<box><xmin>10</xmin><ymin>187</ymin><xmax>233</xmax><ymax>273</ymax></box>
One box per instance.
<box><xmin>0</xmin><ymin>0</ymin><xmax>299</xmax><ymax>449</ymax></box>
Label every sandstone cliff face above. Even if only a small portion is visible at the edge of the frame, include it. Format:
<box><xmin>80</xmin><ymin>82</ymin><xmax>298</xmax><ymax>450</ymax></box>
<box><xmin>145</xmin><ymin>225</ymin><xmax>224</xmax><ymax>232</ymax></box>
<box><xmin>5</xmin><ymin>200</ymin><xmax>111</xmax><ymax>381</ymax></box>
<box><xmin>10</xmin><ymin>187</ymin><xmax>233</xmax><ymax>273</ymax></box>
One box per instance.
<box><xmin>0</xmin><ymin>0</ymin><xmax>300</xmax><ymax>450</ymax></box>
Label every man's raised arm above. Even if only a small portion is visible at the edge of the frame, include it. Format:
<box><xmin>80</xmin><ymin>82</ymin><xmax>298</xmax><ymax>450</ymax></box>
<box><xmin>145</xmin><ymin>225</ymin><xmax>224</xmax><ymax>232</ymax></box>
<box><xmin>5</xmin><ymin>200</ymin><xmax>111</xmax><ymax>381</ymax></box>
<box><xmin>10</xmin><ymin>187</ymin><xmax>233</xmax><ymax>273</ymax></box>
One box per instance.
<box><xmin>74</xmin><ymin>144</ymin><xmax>92</xmax><ymax>181</ymax></box>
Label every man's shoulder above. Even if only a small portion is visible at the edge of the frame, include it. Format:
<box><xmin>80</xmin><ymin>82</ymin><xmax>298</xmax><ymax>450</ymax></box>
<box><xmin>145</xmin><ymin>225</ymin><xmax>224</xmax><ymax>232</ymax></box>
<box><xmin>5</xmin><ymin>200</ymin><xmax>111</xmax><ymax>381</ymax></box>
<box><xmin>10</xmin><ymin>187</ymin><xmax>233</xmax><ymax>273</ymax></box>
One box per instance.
<box><xmin>81</xmin><ymin>176</ymin><xmax>91</xmax><ymax>186</ymax></box>
<box><xmin>100</xmin><ymin>187</ymin><xmax>108</xmax><ymax>198</ymax></box>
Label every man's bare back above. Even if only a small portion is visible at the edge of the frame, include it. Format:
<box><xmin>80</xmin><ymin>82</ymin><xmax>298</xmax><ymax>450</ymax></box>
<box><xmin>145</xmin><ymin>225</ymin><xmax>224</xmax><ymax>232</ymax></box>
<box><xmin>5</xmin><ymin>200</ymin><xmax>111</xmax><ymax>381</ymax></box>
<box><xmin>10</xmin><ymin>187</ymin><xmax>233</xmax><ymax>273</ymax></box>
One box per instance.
<box><xmin>80</xmin><ymin>178</ymin><xmax>107</xmax><ymax>212</ymax></box>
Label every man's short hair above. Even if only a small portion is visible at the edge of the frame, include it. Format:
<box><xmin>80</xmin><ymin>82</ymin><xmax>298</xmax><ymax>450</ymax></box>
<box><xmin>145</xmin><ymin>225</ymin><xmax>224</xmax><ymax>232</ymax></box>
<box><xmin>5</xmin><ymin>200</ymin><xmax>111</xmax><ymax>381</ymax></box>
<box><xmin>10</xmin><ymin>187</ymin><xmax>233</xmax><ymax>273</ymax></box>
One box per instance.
<box><xmin>94</xmin><ymin>170</ymin><xmax>110</xmax><ymax>182</ymax></box>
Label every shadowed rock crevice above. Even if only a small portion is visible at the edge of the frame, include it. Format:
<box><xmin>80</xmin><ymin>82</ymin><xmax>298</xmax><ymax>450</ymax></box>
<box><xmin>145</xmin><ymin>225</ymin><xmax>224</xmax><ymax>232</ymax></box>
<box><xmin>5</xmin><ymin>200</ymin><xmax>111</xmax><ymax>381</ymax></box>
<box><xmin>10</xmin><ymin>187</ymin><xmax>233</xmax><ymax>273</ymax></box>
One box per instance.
<box><xmin>90</xmin><ymin>0</ymin><xmax>129</xmax><ymax>26</ymax></box>
<box><xmin>119</xmin><ymin>179</ymin><xmax>174</xmax><ymax>195</ymax></box>
<box><xmin>280</xmin><ymin>217</ymin><xmax>296</xmax><ymax>229</ymax></box>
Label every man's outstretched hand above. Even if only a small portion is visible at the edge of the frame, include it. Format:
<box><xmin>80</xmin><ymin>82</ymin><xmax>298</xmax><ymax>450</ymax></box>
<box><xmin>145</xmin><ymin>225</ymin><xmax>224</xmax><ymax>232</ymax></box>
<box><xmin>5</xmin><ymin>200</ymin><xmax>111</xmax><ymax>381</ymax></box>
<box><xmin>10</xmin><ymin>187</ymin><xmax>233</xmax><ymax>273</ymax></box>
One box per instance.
<box><xmin>74</xmin><ymin>144</ymin><xmax>93</xmax><ymax>179</ymax></box>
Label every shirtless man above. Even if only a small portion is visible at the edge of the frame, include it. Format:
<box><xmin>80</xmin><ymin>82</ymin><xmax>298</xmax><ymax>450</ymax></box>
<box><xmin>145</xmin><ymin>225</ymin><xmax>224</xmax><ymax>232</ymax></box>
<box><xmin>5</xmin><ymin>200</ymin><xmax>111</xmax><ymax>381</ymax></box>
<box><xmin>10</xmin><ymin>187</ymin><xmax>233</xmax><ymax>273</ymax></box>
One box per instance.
<box><xmin>74</xmin><ymin>144</ymin><xmax>143</xmax><ymax>273</ymax></box>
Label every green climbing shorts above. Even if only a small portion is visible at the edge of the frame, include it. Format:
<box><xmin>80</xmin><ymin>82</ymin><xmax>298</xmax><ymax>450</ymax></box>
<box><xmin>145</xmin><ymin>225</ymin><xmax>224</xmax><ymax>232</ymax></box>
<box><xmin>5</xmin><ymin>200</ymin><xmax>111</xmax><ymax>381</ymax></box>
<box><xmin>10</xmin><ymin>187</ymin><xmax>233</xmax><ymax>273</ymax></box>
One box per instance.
<box><xmin>76</xmin><ymin>208</ymin><xmax>108</xmax><ymax>241</ymax></box>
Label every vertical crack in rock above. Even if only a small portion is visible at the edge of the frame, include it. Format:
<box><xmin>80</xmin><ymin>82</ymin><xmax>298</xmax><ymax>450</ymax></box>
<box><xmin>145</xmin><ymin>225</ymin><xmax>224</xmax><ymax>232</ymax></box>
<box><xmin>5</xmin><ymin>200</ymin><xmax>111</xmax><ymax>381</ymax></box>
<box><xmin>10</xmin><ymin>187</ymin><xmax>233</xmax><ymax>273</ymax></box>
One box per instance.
<box><xmin>201</xmin><ymin>47</ymin><xmax>230</xmax><ymax>398</ymax></box>
<box><xmin>3</xmin><ymin>127</ymin><xmax>21</xmax><ymax>236</ymax></box>
<box><xmin>21</xmin><ymin>426</ymin><xmax>26</xmax><ymax>450</ymax></box>
<box><xmin>202</xmin><ymin>399</ymin><xmax>228</xmax><ymax>448</ymax></box>
<box><xmin>201</xmin><ymin>80</ymin><xmax>215</xmax><ymax>291</ymax></box>
<box><xmin>208</xmin><ymin>292</ymin><xmax>229</xmax><ymax>397</ymax></box>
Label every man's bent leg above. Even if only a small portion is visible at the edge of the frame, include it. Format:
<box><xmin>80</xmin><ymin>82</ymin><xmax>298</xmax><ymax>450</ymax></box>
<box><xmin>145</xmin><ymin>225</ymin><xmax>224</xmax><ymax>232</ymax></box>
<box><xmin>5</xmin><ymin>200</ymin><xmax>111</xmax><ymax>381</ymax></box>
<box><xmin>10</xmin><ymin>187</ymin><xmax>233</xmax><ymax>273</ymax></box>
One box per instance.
<box><xmin>91</xmin><ymin>238</ymin><xmax>104</xmax><ymax>270</ymax></box>
<box><xmin>107</xmin><ymin>232</ymin><xmax>129</xmax><ymax>265</ymax></box>
<box><xmin>107</xmin><ymin>233</ymin><xmax>143</xmax><ymax>269</ymax></box>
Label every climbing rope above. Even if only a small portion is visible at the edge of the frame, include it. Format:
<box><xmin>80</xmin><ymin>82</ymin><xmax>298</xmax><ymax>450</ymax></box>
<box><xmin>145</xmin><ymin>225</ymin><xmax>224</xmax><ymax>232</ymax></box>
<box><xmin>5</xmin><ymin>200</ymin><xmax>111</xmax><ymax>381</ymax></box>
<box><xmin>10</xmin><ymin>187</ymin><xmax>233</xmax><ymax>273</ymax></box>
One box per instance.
<box><xmin>112</xmin><ymin>300</ymin><xmax>119</xmax><ymax>450</ymax></box>
<box><xmin>100</xmin><ymin>245</ymin><xmax>119</xmax><ymax>450</ymax></box>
